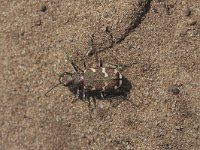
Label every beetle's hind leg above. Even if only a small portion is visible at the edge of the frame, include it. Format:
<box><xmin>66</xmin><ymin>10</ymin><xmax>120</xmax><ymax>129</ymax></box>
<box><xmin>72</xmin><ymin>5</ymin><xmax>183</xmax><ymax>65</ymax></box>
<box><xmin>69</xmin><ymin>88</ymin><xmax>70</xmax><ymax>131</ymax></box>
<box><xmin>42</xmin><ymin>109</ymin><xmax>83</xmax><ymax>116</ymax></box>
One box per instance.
<box><xmin>71</xmin><ymin>87</ymin><xmax>80</xmax><ymax>103</ymax></box>
<box><xmin>82</xmin><ymin>89</ymin><xmax>86</xmax><ymax>100</ymax></box>
<box><xmin>105</xmin><ymin>62</ymin><xmax>122</xmax><ymax>70</ymax></box>
<box><xmin>100</xmin><ymin>92</ymin><xmax>105</xmax><ymax>99</ymax></box>
<box><xmin>87</xmin><ymin>94</ymin><xmax>98</xmax><ymax>120</ymax></box>
<box><xmin>92</xmin><ymin>52</ymin><xmax>138</xmax><ymax>70</ymax></box>
<box><xmin>104</xmin><ymin>62</ymin><xmax>136</xmax><ymax>71</ymax></box>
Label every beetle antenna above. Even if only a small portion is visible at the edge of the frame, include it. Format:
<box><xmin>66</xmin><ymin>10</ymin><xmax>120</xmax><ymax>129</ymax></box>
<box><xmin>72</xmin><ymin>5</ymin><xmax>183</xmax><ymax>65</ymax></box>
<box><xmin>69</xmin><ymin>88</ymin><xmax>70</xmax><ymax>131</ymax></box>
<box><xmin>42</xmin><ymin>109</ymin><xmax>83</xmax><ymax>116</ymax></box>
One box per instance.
<box><xmin>45</xmin><ymin>82</ymin><xmax>61</xmax><ymax>97</ymax></box>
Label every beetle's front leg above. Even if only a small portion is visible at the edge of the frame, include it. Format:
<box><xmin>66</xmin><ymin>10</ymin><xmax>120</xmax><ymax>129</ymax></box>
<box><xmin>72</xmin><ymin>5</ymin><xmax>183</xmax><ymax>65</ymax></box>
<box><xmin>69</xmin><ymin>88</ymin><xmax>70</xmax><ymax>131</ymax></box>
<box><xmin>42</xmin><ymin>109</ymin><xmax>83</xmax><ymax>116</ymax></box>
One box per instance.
<box><xmin>83</xmin><ymin>90</ymin><xmax>88</xmax><ymax>100</ymax></box>
<box><xmin>70</xmin><ymin>62</ymin><xmax>83</xmax><ymax>72</ymax></box>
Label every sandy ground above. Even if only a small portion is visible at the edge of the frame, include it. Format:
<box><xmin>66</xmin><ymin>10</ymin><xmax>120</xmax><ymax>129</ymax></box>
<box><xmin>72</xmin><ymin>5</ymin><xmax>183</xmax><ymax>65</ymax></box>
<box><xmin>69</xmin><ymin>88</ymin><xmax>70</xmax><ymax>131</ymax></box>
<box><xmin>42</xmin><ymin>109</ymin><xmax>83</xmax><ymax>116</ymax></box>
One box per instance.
<box><xmin>0</xmin><ymin>0</ymin><xmax>200</xmax><ymax>150</ymax></box>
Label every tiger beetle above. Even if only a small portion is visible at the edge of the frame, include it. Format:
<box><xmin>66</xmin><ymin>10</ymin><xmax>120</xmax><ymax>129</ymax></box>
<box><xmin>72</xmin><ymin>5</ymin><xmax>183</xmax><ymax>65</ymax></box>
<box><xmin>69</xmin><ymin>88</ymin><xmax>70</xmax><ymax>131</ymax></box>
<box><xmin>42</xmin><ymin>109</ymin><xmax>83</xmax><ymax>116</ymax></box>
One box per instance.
<box><xmin>45</xmin><ymin>37</ymin><xmax>133</xmax><ymax>99</ymax></box>
<box><xmin>45</xmin><ymin>53</ymin><xmax>125</xmax><ymax>99</ymax></box>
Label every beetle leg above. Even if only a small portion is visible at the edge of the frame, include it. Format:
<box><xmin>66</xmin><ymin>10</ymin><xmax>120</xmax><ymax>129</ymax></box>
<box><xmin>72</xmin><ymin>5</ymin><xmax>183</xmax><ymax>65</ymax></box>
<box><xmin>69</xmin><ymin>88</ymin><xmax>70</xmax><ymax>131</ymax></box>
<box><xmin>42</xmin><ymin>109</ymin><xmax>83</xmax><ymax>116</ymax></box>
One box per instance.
<box><xmin>92</xmin><ymin>41</ymin><xmax>102</xmax><ymax>67</ymax></box>
<box><xmin>76</xmin><ymin>87</ymin><xmax>80</xmax><ymax>98</ymax></box>
<box><xmin>70</xmin><ymin>62</ymin><xmax>78</xmax><ymax>72</ymax></box>
<box><xmin>104</xmin><ymin>62</ymin><xmax>125</xmax><ymax>71</ymax></box>
<box><xmin>82</xmin><ymin>87</ymin><xmax>87</xmax><ymax>100</ymax></box>
<box><xmin>82</xmin><ymin>90</ymin><xmax>85</xmax><ymax>99</ymax></box>
<box><xmin>100</xmin><ymin>92</ymin><xmax>105</xmax><ymax>99</ymax></box>
<box><xmin>105</xmin><ymin>61</ymin><xmax>138</xmax><ymax>71</ymax></box>
<box><xmin>70</xmin><ymin>62</ymin><xmax>83</xmax><ymax>72</ymax></box>
<box><xmin>92</xmin><ymin>96</ymin><xmax>97</xmax><ymax>108</ymax></box>
<box><xmin>93</xmin><ymin>51</ymin><xmax>103</xmax><ymax>67</ymax></box>
<box><xmin>87</xmin><ymin>98</ymin><xmax>94</xmax><ymax>119</ymax></box>
<box><xmin>99</xmin><ymin>60</ymin><xmax>103</xmax><ymax>67</ymax></box>
<box><xmin>84</xmin><ymin>34</ymin><xmax>103</xmax><ymax>67</ymax></box>
<box><xmin>85</xmin><ymin>46</ymin><xmax>95</xmax><ymax>56</ymax></box>
<box><xmin>83</xmin><ymin>60</ymin><xmax>87</xmax><ymax>69</ymax></box>
<box><xmin>85</xmin><ymin>34</ymin><xmax>95</xmax><ymax>56</ymax></box>
<box><xmin>105</xmin><ymin>62</ymin><xmax>119</xmax><ymax>69</ymax></box>
<box><xmin>85</xmin><ymin>48</ymin><xmax>102</xmax><ymax>67</ymax></box>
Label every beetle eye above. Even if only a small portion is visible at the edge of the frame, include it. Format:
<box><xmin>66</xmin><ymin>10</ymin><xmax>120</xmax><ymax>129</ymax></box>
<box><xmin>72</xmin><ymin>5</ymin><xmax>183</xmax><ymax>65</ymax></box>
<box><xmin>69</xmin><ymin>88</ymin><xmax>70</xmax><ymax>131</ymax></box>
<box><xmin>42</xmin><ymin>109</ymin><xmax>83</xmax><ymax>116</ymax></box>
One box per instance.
<box><xmin>60</xmin><ymin>72</ymin><xmax>73</xmax><ymax>86</ymax></box>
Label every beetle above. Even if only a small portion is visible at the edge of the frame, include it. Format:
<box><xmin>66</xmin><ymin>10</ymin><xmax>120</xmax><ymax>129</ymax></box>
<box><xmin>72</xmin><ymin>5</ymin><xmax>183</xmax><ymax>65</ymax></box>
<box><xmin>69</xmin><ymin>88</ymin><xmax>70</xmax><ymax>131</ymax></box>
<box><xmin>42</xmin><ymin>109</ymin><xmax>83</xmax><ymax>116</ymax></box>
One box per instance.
<box><xmin>45</xmin><ymin>34</ymin><xmax>133</xmax><ymax>99</ymax></box>
<box><xmin>45</xmin><ymin>55</ymin><xmax>124</xmax><ymax>99</ymax></box>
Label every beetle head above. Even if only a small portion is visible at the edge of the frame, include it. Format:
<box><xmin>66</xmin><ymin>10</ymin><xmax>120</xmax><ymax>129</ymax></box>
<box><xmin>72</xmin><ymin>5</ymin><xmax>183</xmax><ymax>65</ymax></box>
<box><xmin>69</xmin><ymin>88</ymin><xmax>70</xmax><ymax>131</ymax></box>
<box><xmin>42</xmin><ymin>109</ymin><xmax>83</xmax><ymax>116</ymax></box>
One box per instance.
<box><xmin>59</xmin><ymin>72</ymin><xmax>74</xmax><ymax>86</ymax></box>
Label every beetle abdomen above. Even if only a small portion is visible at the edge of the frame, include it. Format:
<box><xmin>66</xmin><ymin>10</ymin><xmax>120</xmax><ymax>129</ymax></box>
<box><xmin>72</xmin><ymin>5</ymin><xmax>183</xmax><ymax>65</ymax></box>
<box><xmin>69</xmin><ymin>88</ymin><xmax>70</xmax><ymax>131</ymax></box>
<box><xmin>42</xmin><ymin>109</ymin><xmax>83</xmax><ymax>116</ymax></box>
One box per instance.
<box><xmin>83</xmin><ymin>67</ymin><xmax>122</xmax><ymax>91</ymax></box>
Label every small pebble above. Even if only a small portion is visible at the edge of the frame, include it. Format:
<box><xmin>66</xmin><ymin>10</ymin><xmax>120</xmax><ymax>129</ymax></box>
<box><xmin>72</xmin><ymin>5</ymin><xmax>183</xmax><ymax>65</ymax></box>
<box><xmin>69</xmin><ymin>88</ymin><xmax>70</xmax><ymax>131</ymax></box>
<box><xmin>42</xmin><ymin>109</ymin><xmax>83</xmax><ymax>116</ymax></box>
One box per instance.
<box><xmin>81</xmin><ymin>133</ymin><xmax>86</xmax><ymax>138</ymax></box>
<box><xmin>35</xmin><ymin>19</ymin><xmax>42</xmax><ymax>26</ymax></box>
<box><xmin>89</xmin><ymin>126</ymin><xmax>93</xmax><ymax>132</ymax></box>
<box><xmin>152</xmin><ymin>7</ymin><xmax>158</xmax><ymax>13</ymax></box>
<box><xmin>126</xmin><ymin>145</ymin><xmax>131</xmax><ymax>150</ymax></box>
<box><xmin>40</xmin><ymin>5</ymin><xmax>47</xmax><ymax>12</ymax></box>
<box><xmin>175</xmin><ymin>125</ymin><xmax>183</xmax><ymax>130</ymax></box>
<box><xmin>168</xmin><ymin>86</ymin><xmax>180</xmax><ymax>95</ymax></box>
<box><xmin>66</xmin><ymin>123</ymin><xmax>71</xmax><ymax>127</ymax></box>
<box><xmin>183</xmin><ymin>7</ymin><xmax>191</xmax><ymax>16</ymax></box>
<box><xmin>188</xmin><ymin>19</ymin><xmax>197</xmax><ymax>26</ymax></box>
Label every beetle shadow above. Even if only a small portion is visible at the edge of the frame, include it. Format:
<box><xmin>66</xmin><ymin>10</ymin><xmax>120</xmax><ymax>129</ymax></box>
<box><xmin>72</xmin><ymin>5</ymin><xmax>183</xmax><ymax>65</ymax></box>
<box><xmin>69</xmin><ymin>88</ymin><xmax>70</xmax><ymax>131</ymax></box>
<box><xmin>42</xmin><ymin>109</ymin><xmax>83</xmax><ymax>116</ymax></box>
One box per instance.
<box><xmin>102</xmin><ymin>76</ymin><xmax>132</xmax><ymax>100</ymax></box>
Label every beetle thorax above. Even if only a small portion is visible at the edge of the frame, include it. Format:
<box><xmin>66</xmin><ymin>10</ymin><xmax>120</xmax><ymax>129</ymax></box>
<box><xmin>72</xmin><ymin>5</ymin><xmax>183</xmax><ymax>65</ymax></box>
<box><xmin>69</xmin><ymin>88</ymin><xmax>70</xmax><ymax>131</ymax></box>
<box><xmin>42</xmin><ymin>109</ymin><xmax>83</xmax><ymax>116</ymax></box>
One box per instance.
<box><xmin>72</xmin><ymin>72</ymin><xmax>83</xmax><ymax>85</ymax></box>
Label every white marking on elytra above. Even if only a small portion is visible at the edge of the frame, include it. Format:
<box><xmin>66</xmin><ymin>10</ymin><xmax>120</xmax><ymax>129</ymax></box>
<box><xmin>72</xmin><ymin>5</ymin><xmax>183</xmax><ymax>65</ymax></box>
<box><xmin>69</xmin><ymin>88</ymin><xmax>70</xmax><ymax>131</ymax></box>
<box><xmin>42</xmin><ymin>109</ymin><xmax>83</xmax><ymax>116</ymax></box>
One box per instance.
<box><xmin>90</xmin><ymin>68</ymin><xmax>96</xmax><ymax>72</ymax></box>
<box><xmin>60</xmin><ymin>76</ymin><xmax>63</xmax><ymax>83</ymax></box>
<box><xmin>119</xmin><ymin>73</ymin><xmax>123</xmax><ymax>87</ymax></box>
<box><xmin>100</xmin><ymin>92</ymin><xmax>104</xmax><ymax>99</ymax></box>
<box><xmin>102</xmin><ymin>67</ymin><xmax>108</xmax><ymax>77</ymax></box>
<box><xmin>102</xmin><ymin>82</ymin><xmax>108</xmax><ymax>91</ymax></box>
<box><xmin>114</xmin><ymin>86</ymin><xmax>118</xmax><ymax>89</ymax></box>
<box><xmin>80</xmin><ymin>76</ymin><xmax>84</xmax><ymax>80</ymax></box>
<box><xmin>114</xmin><ymin>69</ymin><xmax>118</xmax><ymax>74</ymax></box>
<box><xmin>102</xmin><ymin>86</ymin><xmax>105</xmax><ymax>91</ymax></box>
<box><xmin>119</xmin><ymin>73</ymin><xmax>122</xmax><ymax>79</ymax></box>
<box><xmin>91</xmin><ymin>87</ymin><xmax>96</xmax><ymax>90</ymax></box>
